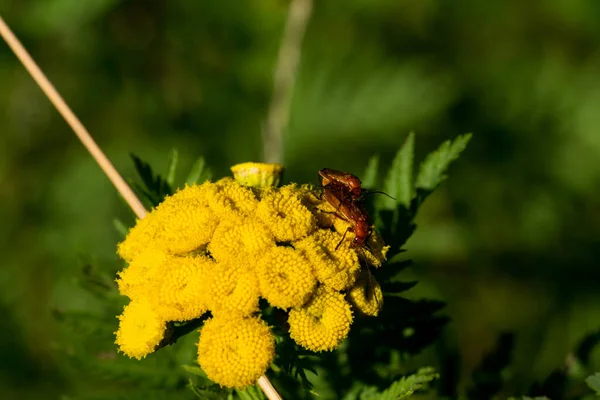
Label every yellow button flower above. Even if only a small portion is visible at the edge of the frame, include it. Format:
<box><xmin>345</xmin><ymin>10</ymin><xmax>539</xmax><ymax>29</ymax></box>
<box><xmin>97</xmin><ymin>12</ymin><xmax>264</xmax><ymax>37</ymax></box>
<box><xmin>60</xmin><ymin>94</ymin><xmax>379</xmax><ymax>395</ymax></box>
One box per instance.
<box><xmin>255</xmin><ymin>184</ymin><xmax>316</xmax><ymax>242</ymax></box>
<box><xmin>208</xmin><ymin>217</ymin><xmax>275</xmax><ymax>264</ymax></box>
<box><xmin>208</xmin><ymin>178</ymin><xmax>258</xmax><ymax>217</ymax></box>
<box><xmin>198</xmin><ymin>315</ymin><xmax>275</xmax><ymax>389</ymax></box>
<box><xmin>118</xmin><ymin>183</ymin><xmax>220</xmax><ymax>258</ymax></box>
<box><xmin>171</xmin><ymin>181</ymin><xmax>217</xmax><ymax>201</ymax></box>
<box><xmin>296</xmin><ymin>230</ymin><xmax>360</xmax><ymax>291</ymax></box>
<box><xmin>347</xmin><ymin>269</ymin><xmax>383</xmax><ymax>317</ymax></box>
<box><xmin>153</xmin><ymin>198</ymin><xmax>219</xmax><ymax>255</ymax></box>
<box><xmin>153</xmin><ymin>255</ymin><xmax>213</xmax><ymax>321</ymax></box>
<box><xmin>230</xmin><ymin>162</ymin><xmax>284</xmax><ymax>188</ymax></box>
<box><xmin>204</xmin><ymin>259</ymin><xmax>260</xmax><ymax>317</ymax></box>
<box><xmin>116</xmin><ymin>247</ymin><xmax>170</xmax><ymax>300</ymax></box>
<box><xmin>115</xmin><ymin>300</ymin><xmax>166</xmax><ymax>359</ymax></box>
<box><xmin>256</xmin><ymin>246</ymin><xmax>317</xmax><ymax>309</ymax></box>
<box><xmin>117</xmin><ymin>213</ymin><xmax>162</xmax><ymax>262</ymax></box>
<box><xmin>288</xmin><ymin>286</ymin><xmax>353</xmax><ymax>352</ymax></box>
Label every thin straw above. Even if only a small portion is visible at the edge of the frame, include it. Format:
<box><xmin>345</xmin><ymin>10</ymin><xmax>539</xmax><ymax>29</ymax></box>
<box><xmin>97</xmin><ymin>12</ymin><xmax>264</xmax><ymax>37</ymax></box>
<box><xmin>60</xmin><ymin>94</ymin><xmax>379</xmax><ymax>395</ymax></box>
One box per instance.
<box><xmin>0</xmin><ymin>15</ymin><xmax>147</xmax><ymax>219</ymax></box>
<box><xmin>263</xmin><ymin>0</ymin><xmax>313</xmax><ymax>164</ymax></box>
<box><xmin>0</xmin><ymin>13</ymin><xmax>282</xmax><ymax>399</ymax></box>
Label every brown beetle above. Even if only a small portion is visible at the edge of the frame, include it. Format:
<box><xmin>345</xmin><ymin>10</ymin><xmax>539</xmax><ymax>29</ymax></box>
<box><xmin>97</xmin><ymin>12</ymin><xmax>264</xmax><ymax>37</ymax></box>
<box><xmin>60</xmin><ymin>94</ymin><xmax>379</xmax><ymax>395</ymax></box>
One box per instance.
<box><xmin>321</xmin><ymin>186</ymin><xmax>372</xmax><ymax>249</ymax></box>
<box><xmin>318</xmin><ymin>168</ymin><xmax>363</xmax><ymax>200</ymax></box>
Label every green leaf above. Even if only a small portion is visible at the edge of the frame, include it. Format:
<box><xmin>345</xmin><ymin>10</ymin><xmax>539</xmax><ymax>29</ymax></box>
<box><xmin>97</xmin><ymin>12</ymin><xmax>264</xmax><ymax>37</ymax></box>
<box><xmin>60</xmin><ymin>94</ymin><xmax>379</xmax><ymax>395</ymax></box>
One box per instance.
<box><xmin>186</xmin><ymin>156</ymin><xmax>212</xmax><ymax>185</ymax></box>
<box><xmin>380</xmin><ymin>280</ymin><xmax>418</xmax><ymax>295</ymax></box>
<box><xmin>575</xmin><ymin>331</ymin><xmax>600</xmax><ymax>369</ymax></box>
<box><xmin>187</xmin><ymin>378</ymin><xmax>230</xmax><ymax>399</ymax></box>
<box><xmin>182</xmin><ymin>365</ymin><xmax>207</xmax><ymax>377</ymax></box>
<box><xmin>235</xmin><ymin>384</ymin><xmax>267</xmax><ymax>400</ymax></box>
<box><xmin>130</xmin><ymin>153</ymin><xmax>172</xmax><ymax>207</ymax></box>
<box><xmin>356</xmin><ymin>367</ymin><xmax>439</xmax><ymax>399</ymax></box>
<box><xmin>112</xmin><ymin>218</ymin><xmax>129</xmax><ymax>238</ymax></box>
<box><xmin>382</xmin><ymin>132</ymin><xmax>415</xmax><ymax>210</ymax></box>
<box><xmin>274</xmin><ymin>338</ymin><xmax>316</xmax><ymax>392</ymax></box>
<box><xmin>467</xmin><ymin>333</ymin><xmax>514</xmax><ymax>400</ymax></box>
<box><xmin>415</xmin><ymin>133</ymin><xmax>472</xmax><ymax>192</ymax></box>
<box><xmin>166</xmin><ymin>148</ymin><xmax>179</xmax><ymax>187</ymax></box>
<box><xmin>586</xmin><ymin>373</ymin><xmax>600</xmax><ymax>394</ymax></box>
<box><xmin>362</xmin><ymin>155</ymin><xmax>380</xmax><ymax>189</ymax></box>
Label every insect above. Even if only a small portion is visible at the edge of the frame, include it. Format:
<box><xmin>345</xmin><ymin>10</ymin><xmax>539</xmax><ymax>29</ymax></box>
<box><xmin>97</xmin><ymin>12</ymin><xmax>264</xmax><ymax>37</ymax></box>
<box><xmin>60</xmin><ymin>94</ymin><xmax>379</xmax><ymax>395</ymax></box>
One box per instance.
<box><xmin>318</xmin><ymin>167</ymin><xmax>393</xmax><ymax>251</ymax></box>
<box><xmin>318</xmin><ymin>168</ymin><xmax>394</xmax><ymax>204</ymax></box>
<box><xmin>320</xmin><ymin>185</ymin><xmax>372</xmax><ymax>249</ymax></box>
<box><xmin>318</xmin><ymin>168</ymin><xmax>363</xmax><ymax>200</ymax></box>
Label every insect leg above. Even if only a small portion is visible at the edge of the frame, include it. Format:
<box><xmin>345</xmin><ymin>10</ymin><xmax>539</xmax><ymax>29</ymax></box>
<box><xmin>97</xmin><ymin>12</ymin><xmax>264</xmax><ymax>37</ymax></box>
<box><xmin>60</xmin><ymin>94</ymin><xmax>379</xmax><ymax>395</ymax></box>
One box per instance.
<box><xmin>335</xmin><ymin>227</ymin><xmax>351</xmax><ymax>251</ymax></box>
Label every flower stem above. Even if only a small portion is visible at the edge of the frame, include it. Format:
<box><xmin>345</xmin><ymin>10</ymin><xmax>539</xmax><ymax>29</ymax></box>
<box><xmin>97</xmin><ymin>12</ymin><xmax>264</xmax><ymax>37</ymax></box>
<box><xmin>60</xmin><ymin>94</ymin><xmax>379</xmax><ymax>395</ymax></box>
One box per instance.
<box><xmin>263</xmin><ymin>0</ymin><xmax>314</xmax><ymax>164</ymax></box>
<box><xmin>0</xmin><ymin>15</ymin><xmax>146</xmax><ymax>219</ymax></box>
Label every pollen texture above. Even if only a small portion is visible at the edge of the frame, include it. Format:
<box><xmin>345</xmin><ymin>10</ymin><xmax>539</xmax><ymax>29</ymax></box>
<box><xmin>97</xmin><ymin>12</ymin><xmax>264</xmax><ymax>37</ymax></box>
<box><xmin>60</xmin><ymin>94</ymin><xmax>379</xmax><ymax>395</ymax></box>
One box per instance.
<box><xmin>198</xmin><ymin>315</ymin><xmax>275</xmax><ymax>389</ymax></box>
<box><xmin>288</xmin><ymin>286</ymin><xmax>354</xmax><ymax>352</ymax></box>
<box><xmin>115</xmin><ymin>300</ymin><xmax>166</xmax><ymax>359</ymax></box>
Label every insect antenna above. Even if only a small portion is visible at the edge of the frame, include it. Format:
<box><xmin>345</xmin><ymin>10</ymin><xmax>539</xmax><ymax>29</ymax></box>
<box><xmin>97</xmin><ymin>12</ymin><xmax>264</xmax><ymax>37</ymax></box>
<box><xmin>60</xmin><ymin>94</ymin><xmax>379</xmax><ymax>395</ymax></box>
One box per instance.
<box><xmin>362</xmin><ymin>190</ymin><xmax>395</xmax><ymax>200</ymax></box>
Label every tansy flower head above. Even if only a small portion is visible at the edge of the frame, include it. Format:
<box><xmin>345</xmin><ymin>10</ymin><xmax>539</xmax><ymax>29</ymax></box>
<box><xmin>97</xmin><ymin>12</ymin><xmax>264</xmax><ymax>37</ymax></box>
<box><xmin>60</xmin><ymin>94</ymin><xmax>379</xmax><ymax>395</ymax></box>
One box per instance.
<box><xmin>204</xmin><ymin>260</ymin><xmax>260</xmax><ymax>317</ymax></box>
<box><xmin>288</xmin><ymin>286</ymin><xmax>353</xmax><ymax>352</ymax></box>
<box><xmin>347</xmin><ymin>269</ymin><xmax>384</xmax><ymax>317</ymax></box>
<box><xmin>117</xmin><ymin>214</ymin><xmax>161</xmax><ymax>262</ymax></box>
<box><xmin>152</xmin><ymin>194</ymin><xmax>219</xmax><ymax>255</ymax></box>
<box><xmin>152</xmin><ymin>255</ymin><xmax>212</xmax><ymax>321</ymax></box>
<box><xmin>208</xmin><ymin>178</ymin><xmax>258</xmax><ymax>217</ymax></box>
<box><xmin>256</xmin><ymin>246</ymin><xmax>317</xmax><ymax>309</ymax></box>
<box><xmin>198</xmin><ymin>315</ymin><xmax>275</xmax><ymax>388</ymax></box>
<box><xmin>296</xmin><ymin>230</ymin><xmax>361</xmax><ymax>291</ymax></box>
<box><xmin>230</xmin><ymin>162</ymin><xmax>284</xmax><ymax>188</ymax></box>
<box><xmin>115</xmin><ymin>300</ymin><xmax>166</xmax><ymax>359</ymax></box>
<box><xmin>208</xmin><ymin>217</ymin><xmax>275</xmax><ymax>264</ymax></box>
<box><xmin>255</xmin><ymin>184</ymin><xmax>317</xmax><ymax>242</ymax></box>
<box><xmin>116</xmin><ymin>247</ymin><xmax>170</xmax><ymax>300</ymax></box>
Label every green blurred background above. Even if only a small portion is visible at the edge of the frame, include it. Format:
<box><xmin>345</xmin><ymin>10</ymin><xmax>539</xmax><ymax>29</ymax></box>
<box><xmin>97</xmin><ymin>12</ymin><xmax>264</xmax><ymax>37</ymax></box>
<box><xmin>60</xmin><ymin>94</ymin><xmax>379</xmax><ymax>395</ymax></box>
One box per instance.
<box><xmin>1</xmin><ymin>0</ymin><xmax>600</xmax><ymax>398</ymax></box>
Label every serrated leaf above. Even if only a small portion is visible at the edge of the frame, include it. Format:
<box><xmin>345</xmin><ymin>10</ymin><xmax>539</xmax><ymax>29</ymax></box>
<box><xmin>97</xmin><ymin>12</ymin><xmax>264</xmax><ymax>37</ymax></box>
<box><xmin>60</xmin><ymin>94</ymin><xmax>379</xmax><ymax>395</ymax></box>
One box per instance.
<box><xmin>131</xmin><ymin>153</ymin><xmax>156</xmax><ymax>193</ymax></box>
<box><xmin>357</xmin><ymin>367</ymin><xmax>439</xmax><ymax>400</ymax></box>
<box><xmin>375</xmin><ymin>259</ymin><xmax>413</xmax><ymax>283</ymax></box>
<box><xmin>166</xmin><ymin>148</ymin><xmax>179</xmax><ymax>187</ymax></box>
<box><xmin>130</xmin><ymin>153</ymin><xmax>172</xmax><ymax>206</ymax></box>
<box><xmin>274</xmin><ymin>338</ymin><xmax>316</xmax><ymax>391</ymax></box>
<box><xmin>186</xmin><ymin>156</ymin><xmax>212</xmax><ymax>185</ymax></box>
<box><xmin>382</xmin><ymin>132</ymin><xmax>415</xmax><ymax>210</ymax></box>
<box><xmin>586</xmin><ymin>373</ymin><xmax>600</xmax><ymax>394</ymax></box>
<box><xmin>381</xmin><ymin>280</ymin><xmax>418</xmax><ymax>294</ymax></box>
<box><xmin>362</xmin><ymin>155</ymin><xmax>380</xmax><ymax>189</ymax></box>
<box><xmin>131</xmin><ymin>181</ymin><xmax>160</xmax><ymax>209</ymax></box>
<box><xmin>415</xmin><ymin>133</ymin><xmax>471</xmax><ymax>192</ymax></box>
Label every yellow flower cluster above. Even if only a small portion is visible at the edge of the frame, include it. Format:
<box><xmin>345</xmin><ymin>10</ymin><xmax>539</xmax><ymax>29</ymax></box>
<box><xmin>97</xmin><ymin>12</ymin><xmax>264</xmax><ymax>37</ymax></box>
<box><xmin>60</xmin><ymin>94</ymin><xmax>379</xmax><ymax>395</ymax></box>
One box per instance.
<box><xmin>114</xmin><ymin>163</ymin><xmax>389</xmax><ymax>388</ymax></box>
